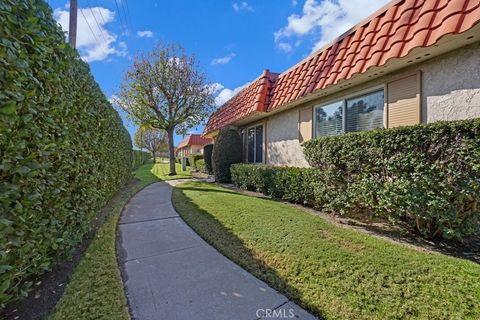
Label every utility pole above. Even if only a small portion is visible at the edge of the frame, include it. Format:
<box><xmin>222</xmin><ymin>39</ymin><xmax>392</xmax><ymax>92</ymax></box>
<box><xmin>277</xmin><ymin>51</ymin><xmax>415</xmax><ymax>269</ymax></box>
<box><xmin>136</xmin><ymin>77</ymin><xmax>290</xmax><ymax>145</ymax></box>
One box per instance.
<box><xmin>69</xmin><ymin>0</ymin><xmax>78</xmax><ymax>47</ymax></box>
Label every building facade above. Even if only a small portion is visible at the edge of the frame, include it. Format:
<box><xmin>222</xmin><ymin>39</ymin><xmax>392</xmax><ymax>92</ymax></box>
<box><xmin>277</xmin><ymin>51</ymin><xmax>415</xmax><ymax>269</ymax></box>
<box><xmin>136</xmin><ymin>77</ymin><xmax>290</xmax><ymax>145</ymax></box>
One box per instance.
<box><xmin>204</xmin><ymin>0</ymin><xmax>480</xmax><ymax>167</ymax></box>
<box><xmin>176</xmin><ymin>134</ymin><xmax>213</xmax><ymax>158</ymax></box>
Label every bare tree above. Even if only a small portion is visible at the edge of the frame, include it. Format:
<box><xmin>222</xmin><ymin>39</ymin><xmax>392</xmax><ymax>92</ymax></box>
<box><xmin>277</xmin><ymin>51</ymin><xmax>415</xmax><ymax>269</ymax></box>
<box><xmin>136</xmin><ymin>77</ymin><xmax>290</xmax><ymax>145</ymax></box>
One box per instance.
<box><xmin>116</xmin><ymin>42</ymin><xmax>215</xmax><ymax>175</ymax></box>
<box><xmin>134</xmin><ymin>126</ymin><xmax>168</xmax><ymax>162</ymax></box>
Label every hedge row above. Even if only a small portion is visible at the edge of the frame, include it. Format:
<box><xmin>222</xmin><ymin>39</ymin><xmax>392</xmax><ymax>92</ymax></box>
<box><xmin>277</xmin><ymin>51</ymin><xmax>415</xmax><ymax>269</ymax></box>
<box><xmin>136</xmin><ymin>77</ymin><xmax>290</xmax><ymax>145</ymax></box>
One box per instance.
<box><xmin>203</xmin><ymin>144</ymin><xmax>213</xmax><ymax>175</ymax></box>
<box><xmin>232</xmin><ymin>119</ymin><xmax>480</xmax><ymax>239</ymax></box>
<box><xmin>231</xmin><ymin>165</ymin><xmax>318</xmax><ymax>206</ymax></box>
<box><xmin>132</xmin><ymin>150</ymin><xmax>150</xmax><ymax>169</ymax></box>
<box><xmin>189</xmin><ymin>154</ymin><xmax>204</xmax><ymax>171</ymax></box>
<box><xmin>212</xmin><ymin>127</ymin><xmax>242</xmax><ymax>182</ymax></box>
<box><xmin>0</xmin><ymin>0</ymin><xmax>132</xmax><ymax>306</ymax></box>
<box><xmin>195</xmin><ymin>159</ymin><xmax>206</xmax><ymax>173</ymax></box>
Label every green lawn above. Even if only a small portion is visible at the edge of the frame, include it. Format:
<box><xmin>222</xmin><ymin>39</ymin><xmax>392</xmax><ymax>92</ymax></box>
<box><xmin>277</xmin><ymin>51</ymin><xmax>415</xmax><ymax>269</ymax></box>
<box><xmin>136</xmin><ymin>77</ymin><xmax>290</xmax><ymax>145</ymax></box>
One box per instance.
<box><xmin>53</xmin><ymin>163</ymin><xmax>159</xmax><ymax>319</ymax></box>
<box><xmin>150</xmin><ymin>159</ymin><xmax>191</xmax><ymax>180</ymax></box>
<box><xmin>173</xmin><ymin>182</ymin><xmax>480</xmax><ymax>320</ymax></box>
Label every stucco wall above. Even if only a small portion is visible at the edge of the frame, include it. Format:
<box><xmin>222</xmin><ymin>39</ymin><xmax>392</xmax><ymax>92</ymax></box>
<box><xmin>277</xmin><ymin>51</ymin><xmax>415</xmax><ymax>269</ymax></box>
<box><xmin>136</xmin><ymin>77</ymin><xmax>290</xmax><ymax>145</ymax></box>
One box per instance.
<box><xmin>266</xmin><ymin>108</ymin><xmax>310</xmax><ymax>167</ymax></box>
<box><xmin>262</xmin><ymin>42</ymin><xmax>480</xmax><ymax>167</ymax></box>
<box><xmin>422</xmin><ymin>44</ymin><xmax>480</xmax><ymax>122</ymax></box>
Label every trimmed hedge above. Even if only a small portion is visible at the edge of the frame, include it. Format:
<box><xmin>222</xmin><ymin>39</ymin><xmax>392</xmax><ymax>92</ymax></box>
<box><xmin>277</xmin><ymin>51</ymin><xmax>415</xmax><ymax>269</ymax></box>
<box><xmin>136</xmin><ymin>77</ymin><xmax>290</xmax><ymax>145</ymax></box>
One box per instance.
<box><xmin>195</xmin><ymin>159</ymin><xmax>206</xmax><ymax>173</ymax></box>
<box><xmin>231</xmin><ymin>165</ymin><xmax>318</xmax><ymax>206</ymax></box>
<box><xmin>132</xmin><ymin>150</ymin><xmax>150</xmax><ymax>169</ymax></box>
<box><xmin>176</xmin><ymin>156</ymin><xmax>190</xmax><ymax>166</ymax></box>
<box><xmin>203</xmin><ymin>144</ymin><xmax>213</xmax><ymax>174</ymax></box>
<box><xmin>189</xmin><ymin>154</ymin><xmax>204</xmax><ymax>171</ymax></box>
<box><xmin>0</xmin><ymin>0</ymin><xmax>132</xmax><ymax>307</ymax></box>
<box><xmin>232</xmin><ymin>119</ymin><xmax>480</xmax><ymax>240</ymax></box>
<box><xmin>212</xmin><ymin>127</ymin><xmax>242</xmax><ymax>182</ymax></box>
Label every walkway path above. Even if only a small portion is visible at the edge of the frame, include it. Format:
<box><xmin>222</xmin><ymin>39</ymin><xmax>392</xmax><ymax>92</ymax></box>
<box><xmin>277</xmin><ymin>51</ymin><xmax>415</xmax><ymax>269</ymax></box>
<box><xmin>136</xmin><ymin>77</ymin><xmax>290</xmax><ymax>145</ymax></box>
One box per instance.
<box><xmin>118</xmin><ymin>181</ymin><xmax>316</xmax><ymax>320</ymax></box>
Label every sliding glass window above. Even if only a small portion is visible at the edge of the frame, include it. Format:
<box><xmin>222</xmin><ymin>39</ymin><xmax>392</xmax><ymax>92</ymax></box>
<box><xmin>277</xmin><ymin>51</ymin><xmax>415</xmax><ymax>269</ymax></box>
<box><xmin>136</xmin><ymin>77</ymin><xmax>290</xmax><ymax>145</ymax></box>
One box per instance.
<box><xmin>314</xmin><ymin>101</ymin><xmax>344</xmax><ymax>137</ymax></box>
<box><xmin>314</xmin><ymin>89</ymin><xmax>384</xmax><ymax>137</ymax></box>
<box><xmin>345</xmin><ymin>90</ymin><xmax>384</xmax><ymax>132</ymax></box>
<box><xmin>247</xmin><ymin>124</ymin><xmax>263</xmax><ymax>163</ymax></box>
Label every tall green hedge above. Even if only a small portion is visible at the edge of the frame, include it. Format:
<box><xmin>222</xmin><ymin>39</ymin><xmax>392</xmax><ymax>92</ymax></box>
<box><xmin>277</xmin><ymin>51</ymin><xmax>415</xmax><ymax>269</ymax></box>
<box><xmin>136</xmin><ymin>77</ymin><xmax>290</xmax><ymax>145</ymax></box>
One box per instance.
<box><xmin>203</xmin><ymin>144</ymin><xmax>213</xmax><ymax>174</ymax></box>
<box><xmin>212</xmin><ymin>127</ymin><xmax>242</xmax><ymax>182</ymax></box>
<box><xmin>0</xmin><ymin>0</ymin><xmax>132</xmax><ymax>307</ymax></box>
<box><xmin>132</xmin><ymin>150</ymin><xmax>150</xmax><ymax>169</ymax></box>
<box><xmin>189</xmin><ymin>154</ymin><xmax>204</xmax><ymax>171</ymax></box>
<box><xmin>232</xmin><ymin>119</ymin><xmax>480</xmax><ymax>240</ymax></box>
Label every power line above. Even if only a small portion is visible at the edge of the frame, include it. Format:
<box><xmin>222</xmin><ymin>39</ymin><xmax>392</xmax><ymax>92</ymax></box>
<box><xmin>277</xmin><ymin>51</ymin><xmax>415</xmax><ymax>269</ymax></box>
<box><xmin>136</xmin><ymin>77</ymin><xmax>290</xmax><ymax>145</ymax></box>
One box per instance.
<box><xmin>86</xmin><ymin>0</ymin><xmax>108</xmax><ymax>42</ymax></box>
<box><xmin>119</xmin><ymin>0</ymin><xmax>131</xmax><ymax>31</ymax></box>
<box><xmin>113</xmin><ymin>0</ymin><xmax>128</xmax><ymax>32</ymax></box>
<box><xmin>93</xmin><ymin>0</ymin><xmax>107</xmax><ymax>26</ymax></box>
<box><xmin>79</xmin><ymin>7</ymin><xmax>99</xmax><ymax>44</ymax></box>
<box><xmin>123</xmin><ymin>0</ymin><xmax>133</xmax><ymax>30</ymax></box>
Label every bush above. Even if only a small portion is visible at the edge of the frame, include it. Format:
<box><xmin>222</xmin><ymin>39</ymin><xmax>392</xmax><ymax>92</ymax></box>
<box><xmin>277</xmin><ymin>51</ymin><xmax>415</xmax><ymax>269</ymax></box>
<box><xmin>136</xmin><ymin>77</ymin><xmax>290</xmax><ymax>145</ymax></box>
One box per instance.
<box><xmin>212</xmin><ymin>127</ymin><xmax>242</xmax><ymax>182</ymax></box>
<box><xmin>196</xmin><ymin>159</ymin><xmax>206</xmax><ymax>173</ymax></box>
<box><xmin>132</xmin><ymin>150</ymin><xmax>150</xmax><ymax>169</ymax></box>
<box><xmin>203</xmin><ymin>144</ymin><xmax>214</xmax><ymax>174</ymax></box>
<box><xmin>304</xmin><ymin>119</ymin><xmax>480</xmax><ymax>239</ymax></box>
<box><xmin>232</xmin><ymin>119</ymin><xmax>480</xmax><ymax>240</ymax></box>
<box><xmin>231</xmin><ymin>164</ymin><xmax>318</xmax><ymax>206</ymax></box>
<box><xmin>175</xmin><ymin>156</ymin><xmax>189</xmax><ymax>166</ymax></box>
<box><xmin>189</xmin><ymin>154</ymin><xmax>204</xmax><ymax>171</ymax></box>
<box><xmin>0</xmin><ymin>0</ymin><xmax>132</xmax><ymax>306</ymax></box>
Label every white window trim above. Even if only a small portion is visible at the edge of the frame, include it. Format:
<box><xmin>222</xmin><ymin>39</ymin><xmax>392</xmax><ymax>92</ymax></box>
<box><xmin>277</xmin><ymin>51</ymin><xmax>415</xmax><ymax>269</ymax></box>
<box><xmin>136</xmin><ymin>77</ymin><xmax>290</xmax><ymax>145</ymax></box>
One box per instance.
<box><xmin>246</xmin><ymin>123</ymin><xmax>265</xmax><ymax>164</ymax></box>
<box><xmin>313</xmin><ymin>85</ymin><xmax>385</xmax><ymax>138</ymax></box>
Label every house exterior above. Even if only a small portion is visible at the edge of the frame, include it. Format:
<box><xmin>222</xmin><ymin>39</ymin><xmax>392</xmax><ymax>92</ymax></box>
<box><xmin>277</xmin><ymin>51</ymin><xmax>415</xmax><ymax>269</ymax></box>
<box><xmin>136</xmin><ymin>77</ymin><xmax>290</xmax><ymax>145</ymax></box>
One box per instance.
<box><xmin>203</xmin><ymin>0</ymin><xmax>480</xmax><ymax>167</ymax></box>
<box><xmin>175</xmin><ymin>134</ymin><xmax>213</xmax><ymax>157</ymax></box>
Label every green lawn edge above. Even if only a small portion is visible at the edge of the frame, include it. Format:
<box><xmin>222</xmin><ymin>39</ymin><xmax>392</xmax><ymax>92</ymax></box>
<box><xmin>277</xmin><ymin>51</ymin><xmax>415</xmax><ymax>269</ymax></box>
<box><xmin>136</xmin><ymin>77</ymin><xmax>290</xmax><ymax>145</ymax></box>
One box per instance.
<box><xmin>52</xmin><ymin>163</ymin><xmax>160</xmax><ymax>320</ymax></box>
<box><xmin>172</xmin><ymin>181</ymin><xmax>480</xmax><ymax>320</ymax></box>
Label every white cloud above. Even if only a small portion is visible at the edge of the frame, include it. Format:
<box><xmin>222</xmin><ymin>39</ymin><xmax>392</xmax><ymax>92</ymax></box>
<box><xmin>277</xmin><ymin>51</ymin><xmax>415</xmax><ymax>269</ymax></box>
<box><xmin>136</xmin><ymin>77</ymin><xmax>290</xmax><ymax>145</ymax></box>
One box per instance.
<box><xmin>274</xmin><ymin>0</ymin><xmax>389</xmax><ymax>53</ymax></box>
<box><xmin>211</xmin><ymin>53</ymin><xmax>236</xmax><ymax>65</ymax></box>
<box><xmin>54</xmin><ymin>6</ymin><xmax>127</xmax><ymax>62</ymax></box>
<box><xmin>278</xmin><ymin>42</ymin><xmax>293</xmax><ymax>53</ymax></box>
<box><xmin>214</xmin><ymin>82</ymin><xmax>250</xmax><ymax>106</ymax></box>
<box><xmin>137</xmin><ymin>30</ymin><xmax>154</xmax><ymax>38</ymax></box>
<box><xmin>208</xmin><ymin>83</ymin><xmax>225</xmax><ymax>95</ymax></box>
<box><xmin>232</xmin><ymin>2</ymin><xmax>254</xmax><ymax>12</ymax></box>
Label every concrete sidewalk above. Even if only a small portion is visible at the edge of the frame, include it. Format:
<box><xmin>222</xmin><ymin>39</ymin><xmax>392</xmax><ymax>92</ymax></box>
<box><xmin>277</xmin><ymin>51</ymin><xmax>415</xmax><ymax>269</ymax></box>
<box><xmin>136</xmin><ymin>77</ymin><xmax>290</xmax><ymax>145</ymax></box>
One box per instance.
<box><xmin>118</xmin><ymin>181</ymin><xmax>316</xmax><ymax>320</ymax></box>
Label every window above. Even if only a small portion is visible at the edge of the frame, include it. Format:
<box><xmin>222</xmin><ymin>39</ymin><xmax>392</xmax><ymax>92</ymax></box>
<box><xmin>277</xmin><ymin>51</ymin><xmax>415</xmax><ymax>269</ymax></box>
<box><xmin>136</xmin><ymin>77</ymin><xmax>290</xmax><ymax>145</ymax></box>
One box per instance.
<box><xmin>346</xmin><ymin>90</ymin><xmax>384</xmax><ymax>132</ymax></box>
<box><xmin>314</xmin><ymin>89</ymin><xmax>384</xmax><ymax>137</ymax></box>
<box><xmin>247</xmin><ymin>124</ymin><xmax>263</xmax><ymax>163</ymax></box>
<box><xmin>315</xmin><ymin>101</ymin><xmax>343</xmax><ymax>137</ymax></box>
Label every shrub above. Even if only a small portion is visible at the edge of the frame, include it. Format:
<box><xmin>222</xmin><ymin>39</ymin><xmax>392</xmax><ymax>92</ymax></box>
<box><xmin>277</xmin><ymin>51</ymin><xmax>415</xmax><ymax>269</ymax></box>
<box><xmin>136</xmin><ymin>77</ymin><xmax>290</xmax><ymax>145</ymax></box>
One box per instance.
<box><xmin>231</xmin><ymin>164</ymin><xmax>318</xmax><ymax>206</ymax></box>
<box><xmin>132</xmin><ymin>150</ymin><xmax>150</xmax><ymax>169</ymax></box>
<box><xmin>232</xmin><ymin>119</ymin><xmax>480</xmax><ymax>240</ymax></box>
<box><xmin>303</xmin><ymin>119</ymin><xmax>480</xmax><ymax>239</ymax></box>
<box><xmin>212</xmin><ymin>127</ymin><xmax>242</xmax><ymax>182</ymax></box>
<box><xmin>203</xmin><ymin>144</ymin><xmax>214</xmax><ymax>174</ymax></box>
<box><xmin>196</xmin><ymin>159</ymin><xmax>206</xmax><ymax>173</ymax></box>
<box><xmin>189</xmin><ymin>154</ymin><xmax>204</xmax><ymax>171</ymax></box>
<box><xmin>0</xmin><ymin>0</ymin><xmax>132</xmax><ymax>306</ymax></box>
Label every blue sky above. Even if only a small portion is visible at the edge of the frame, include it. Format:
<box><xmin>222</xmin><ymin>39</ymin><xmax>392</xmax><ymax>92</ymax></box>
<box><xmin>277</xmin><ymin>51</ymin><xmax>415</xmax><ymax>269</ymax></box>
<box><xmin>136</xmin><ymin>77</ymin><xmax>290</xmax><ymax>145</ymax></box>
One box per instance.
<box><xmin>46</xmin><ymin>0</ymin><xmax>389</xmax><ymax>146</ymax></box>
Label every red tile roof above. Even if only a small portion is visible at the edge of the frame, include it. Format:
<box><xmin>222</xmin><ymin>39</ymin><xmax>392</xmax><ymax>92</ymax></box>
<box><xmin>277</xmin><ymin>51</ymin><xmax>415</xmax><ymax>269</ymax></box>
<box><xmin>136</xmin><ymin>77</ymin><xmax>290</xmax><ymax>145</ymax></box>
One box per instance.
<box><xmin>204</xmin><ymin>0</ymin><xmax>480</xmax><ymax>135</ymax></box>
<box><xmin>177</xmin><ymin>134</ymin><xmax>213</xmax><ymax>149</ymax></box>
<box><xmin>204</xmin><ymin>70</ymin><xmax>278</xmax><ymax>135</ymax></box>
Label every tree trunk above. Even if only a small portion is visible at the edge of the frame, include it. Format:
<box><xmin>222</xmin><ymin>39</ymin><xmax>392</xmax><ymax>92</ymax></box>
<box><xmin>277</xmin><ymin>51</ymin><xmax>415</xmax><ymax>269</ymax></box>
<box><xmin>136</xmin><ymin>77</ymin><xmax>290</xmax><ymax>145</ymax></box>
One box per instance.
<box><xmin>167</xmin><ymin>127</ymin><xmax>176</xmax><ymax>175</ymax></box>
<box><xmin>151</xmin><ymin>151</ymin><xmax>156</xmax><ymax>163</ymax></box>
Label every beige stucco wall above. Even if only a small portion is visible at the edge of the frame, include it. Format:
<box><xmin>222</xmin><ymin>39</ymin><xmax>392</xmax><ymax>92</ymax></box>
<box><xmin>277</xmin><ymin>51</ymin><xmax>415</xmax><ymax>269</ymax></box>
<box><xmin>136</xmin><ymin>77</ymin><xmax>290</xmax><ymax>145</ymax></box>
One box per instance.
<box><xmin>262</xmin><ymin>42</ymin><xmax>480</xmax><ymax>167</ymax></box>
<box><xmin>266</xmin><ymin>108</ymin><xmax>310</xmax><ymax>167</ymax></box>
<box><xmin>422</xmin><ymin>44</ymin><xmax>480</xmax><ymax>122</ymax></box>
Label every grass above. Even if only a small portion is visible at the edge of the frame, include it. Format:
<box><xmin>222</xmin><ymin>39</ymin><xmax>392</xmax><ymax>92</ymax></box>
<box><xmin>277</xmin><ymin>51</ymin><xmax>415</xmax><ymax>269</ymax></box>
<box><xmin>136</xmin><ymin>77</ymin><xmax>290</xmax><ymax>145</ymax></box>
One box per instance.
<box><xmin>150</xmin><ymin>158</ymin><xmax>191</xmax><ymax>180</ymax></box>
<box><xmin>172</xmin><ymin>182</ymin><xmax>480</xmax><ymax>320</ymax></box>
<box><xmin>52</xmin><ymin>163</ymin><xmax>159</xmax><ymax>320</ymax></box>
